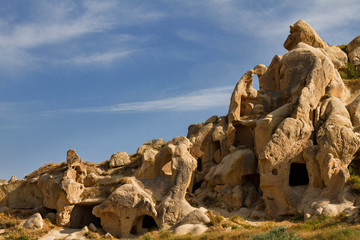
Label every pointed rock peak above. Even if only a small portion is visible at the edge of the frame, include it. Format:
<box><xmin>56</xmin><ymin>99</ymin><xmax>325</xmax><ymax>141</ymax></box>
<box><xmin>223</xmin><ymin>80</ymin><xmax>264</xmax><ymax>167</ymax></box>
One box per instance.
<box><xmin>284</xmin><ymin>19</ymin><xmax>328</xmax><ymax>51</ymax></box>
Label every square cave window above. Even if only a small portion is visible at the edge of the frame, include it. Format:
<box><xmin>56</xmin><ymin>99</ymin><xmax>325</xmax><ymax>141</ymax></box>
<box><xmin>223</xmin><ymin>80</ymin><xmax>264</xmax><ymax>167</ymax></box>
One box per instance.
<box><xmin>289</xmin><ymin>163</ymin><xmax>309</xmax><ymax>186</ymax></box>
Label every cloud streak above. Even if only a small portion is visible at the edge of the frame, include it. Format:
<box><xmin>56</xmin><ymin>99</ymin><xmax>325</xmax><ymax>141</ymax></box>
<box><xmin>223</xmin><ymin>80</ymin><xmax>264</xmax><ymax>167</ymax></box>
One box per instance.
<box><xmin>0</xmin><ymin>0</ymin><xmax>164</xmax><ymax>67</ymax></box>
<box><xmin>47</xmin><ymin>86</ymin><xmax>233</xmax><ymax>114</ymax></box>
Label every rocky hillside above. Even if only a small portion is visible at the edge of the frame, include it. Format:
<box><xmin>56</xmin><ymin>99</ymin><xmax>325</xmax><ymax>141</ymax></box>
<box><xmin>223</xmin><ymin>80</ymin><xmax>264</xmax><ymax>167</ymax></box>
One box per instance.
<box><xmin>1</xmin><ymin>19</ymin><xmax>360</xmax><ymax>239</ymax></box>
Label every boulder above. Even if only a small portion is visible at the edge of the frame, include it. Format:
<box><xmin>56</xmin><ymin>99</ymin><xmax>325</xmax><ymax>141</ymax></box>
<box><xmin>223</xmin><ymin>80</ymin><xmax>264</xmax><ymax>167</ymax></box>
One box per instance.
<box><xmin>284</xmin><ymin>19</ymin><xmax>328</xmax><ymax>51</ymax></box>
<box><xmin>109</xmin><ymin>152</ymin><xmax>130</xmax><ymax>168</ymax></box>
<box><xmin>173</xmin><ymin>224</ymin><xmax>208</xmax><ymax>235</ymax></box>
<box><xmin>23</xmin><ymin>213</ymin><xmax>43</xmax><ymax>230</ymax></box>
<box><xmin>347</xmin><ymin>35</ymin><xmax>360</xmax><ymax>68</ymax></box>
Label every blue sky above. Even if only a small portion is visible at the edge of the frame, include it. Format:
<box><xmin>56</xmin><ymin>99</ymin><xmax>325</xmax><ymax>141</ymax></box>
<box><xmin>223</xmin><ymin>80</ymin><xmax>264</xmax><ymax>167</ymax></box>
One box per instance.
<box><xmin>1</xmin><ymin>0</ymin><xmax>360</xmax><ymax>180</ymax></box>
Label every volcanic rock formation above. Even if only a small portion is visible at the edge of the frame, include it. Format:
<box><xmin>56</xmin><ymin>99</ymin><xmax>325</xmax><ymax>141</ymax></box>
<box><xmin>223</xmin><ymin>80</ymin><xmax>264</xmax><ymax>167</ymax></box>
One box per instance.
<box><xmin>2</xmin><ymin>19</ymin><xmax>360</xmax><ymax>237</ymax></box>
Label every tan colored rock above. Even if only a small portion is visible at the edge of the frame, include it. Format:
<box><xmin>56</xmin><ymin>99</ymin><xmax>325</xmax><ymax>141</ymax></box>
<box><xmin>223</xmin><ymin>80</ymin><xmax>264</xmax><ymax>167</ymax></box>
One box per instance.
<box><xmin>9</xmin><ymin>176</ymin><xmax>17</xmax><ymax>183</ymax></box>
<box><xmin>284</xmin><ymin>19</ymin><xmax>328</xmax><ymax>51</ymax></box>
<box><xmin>23</xmin><ymin>213</ymin><xmax>43</xmax><ymax>230</ymax></box>
<box><xmin>157</xmin><ymin>137</ymin><xmax>198</xmax><ymax>228</ymax></box>
<box><xmin>173</xmin><ymin>223</ymin><xmax>208</xmax><ymax>235</ymax></box>
<box><xmin>93</xmin><ymin>178</ymin><xmax>157</xmax><ymax>238</ymax></box>
<box><xmin>347</xmin><ymin>35</ymin><xmax>360</xmax><ymax>67</ymax></box>
<box><xmin>67</xmin><ymin>149</ymin><xmax>81</xmax><ymax>168</ymax></box>
<box><xmin>135</xmin><ymin>148</ymin><xmax>159</xmax><ymax>179</ymax></box>
<box><xmin>347</xmin><ymin>94</ymin><xmax>360</xmax><ymax>128</ymax></box>
<box><xmin>89</xmin><ymin>223</ymin><xmax>97</xmax><ymax>232</ymax></box>
<box><xmin>323</xmin><ymin>46</ymin><xmax>348</xmax><ymax>70</ymax></box>
<box><xmin>109</xmin><ymin>152</ymin><xmax>130</xmax><ymax>168</ymax></box>
<box><xmin>205</xmin><ymin>148</ymin><xmax>256</xmax><ymax>186</ymax></box>
<box><xmin>176</xmin><ymin>208</ymin><xmax>210</xmax><ymax>226</ymax></box>
<box><xmin>228</xmin><ymin>70</ymin><xmax>257</xmax><ymax>123</ymax></box>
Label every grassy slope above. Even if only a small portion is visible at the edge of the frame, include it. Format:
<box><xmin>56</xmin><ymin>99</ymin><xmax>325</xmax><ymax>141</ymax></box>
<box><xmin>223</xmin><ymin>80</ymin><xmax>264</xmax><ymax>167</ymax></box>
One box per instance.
<box><xmin>2</xmin><ymin>211</ymin><xmax>360</xmax><ymax>240</ymax></box>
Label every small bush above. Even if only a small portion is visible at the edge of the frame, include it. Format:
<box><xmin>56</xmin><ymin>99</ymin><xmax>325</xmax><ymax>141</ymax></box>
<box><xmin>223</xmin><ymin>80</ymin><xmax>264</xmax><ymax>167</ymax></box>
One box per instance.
<box><xmin>251</xmin><ymin>227</ymin><xmax>302</xmax><ymax>240</ymax></box>
<box><xmin>348</xmin><ymin>175</ymin><xmax>360</xmax><ymax>193</ymax></box>
<box><xmin>341</xmin><ymin>62</ymin><xmax>360</xmax><ymax>79</ymax></box>
<box><xmin>229</xmin><ymin>215</ymin><xmax>244</xmax><ymax>224</ymax></box>
<box><xmin>338</xmin><ymin>44</ymin><xmax>347</xmax><ymax>52</ymax></box>
<box><xmin>206</xmin><ymin>211</ymin><xmax>224</xmax><ymax>226</ymax></box>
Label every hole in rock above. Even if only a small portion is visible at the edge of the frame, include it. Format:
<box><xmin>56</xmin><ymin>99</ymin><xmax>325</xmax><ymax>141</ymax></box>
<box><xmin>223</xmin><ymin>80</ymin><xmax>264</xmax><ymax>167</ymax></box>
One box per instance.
<box><xmin>142</xmin><ymin>215</ymin><xmax>158</xmax><ymax>229</ymax></box>
<box><xmin>234</xmin><ymin>124</ymin><xmax>254</xmax><ymax>148</ymax></box>
<box><xmin>131</xmin><ymin>215</ymin><xmax>158</xmax><ymax>235</ymax></box>
<box><xmin>70</xmin><ymin>205</ymin><xmax>101</xmax><ymax>228</ymax></box>
<box><xmin>289</xmin><ymin>163</ymin><xmax>309</xmax><ymax>186</ymax></box>
<box><xmin>197</xmin><ymin>158</ymin><xmax>203</xmax><ymax>172</ymax></box>
<box><xmin>192</xmin><ymin>180</ymin><xmax>203</xmax><ymax>193</ymax></box>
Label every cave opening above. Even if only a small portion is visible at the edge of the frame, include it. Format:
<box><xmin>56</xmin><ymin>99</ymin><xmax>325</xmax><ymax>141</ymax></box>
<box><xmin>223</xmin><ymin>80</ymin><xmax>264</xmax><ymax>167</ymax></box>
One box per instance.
<box><xmin>192</xmin><ymin>180</ymin><xmax>203</xmax><ymax>193</ymax></box>
<box><xmin>197</xmin><ymin>158</ymin><xmax>203</xmax><ymax>172</ymax></box>
<box><xmin>70</xmin><ymin>204</ymin><xmax>101</xmax><ymax>229</ymax></box>
<box><xmin>130</xmin><ymin>215</ymin><xmax>158</xmax><ymax>235</ymax></box>
<box><xmin>142</xmin><ymin>215</ymin><xmax>158</xmax><ymax>229</ymax></box>
<box><xmin>289</xmin><ymin>163</ymin><xmax>309</xmax><ymax>186</ymax></box>
<box><xmin>234</xmin><ymin>124</ymin><xmax>254</xmax><ymax>148</ymax></box>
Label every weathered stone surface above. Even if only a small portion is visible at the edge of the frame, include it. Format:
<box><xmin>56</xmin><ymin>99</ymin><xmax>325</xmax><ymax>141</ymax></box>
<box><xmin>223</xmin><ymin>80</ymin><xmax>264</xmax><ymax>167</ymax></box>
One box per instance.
<box><xmin>109</xmin><ymin>152</ymin><xmax>130</xmax><ymax>168</ymax></box>
<box><xmin>284</xmin><ymin>19</ymin><xmax>328</xmax><ymax>51</ymax></box>
<box><xmin>323</xmin><ymin>46</ymin><xmax>348</xmax><ymax>70</ymax></box>
<box><xmin>173</xmin><ymin>224</ymin><xmax>208</xmax><ymax>235</ymax></box>
<box><xmin>205</xmin><ymin>149</ymin><xmax>256</xmax><ymax>186</ymax></box>
<box><xmin>347</xmin><ymin>35</ymin><xmax>360</xmax><ymax>67</ymax></box>
<box><xmin>228</xmin><ymin>70</ymin><xmax>257</xmax><ymax>123</ymax></box>
<box><xmin>23</xmin><ymin>213</ymin><xmax>44</xmax><ymax>230</ymax></box>
<box><xmin>93</xmin><ymin>178</ymin><xmax>157</xmax><ymax>238</ymax></box>
<box><xmin>3</xmin><ymin>19</ymin><xmax>360</xmax><ymax>237</ymax></box>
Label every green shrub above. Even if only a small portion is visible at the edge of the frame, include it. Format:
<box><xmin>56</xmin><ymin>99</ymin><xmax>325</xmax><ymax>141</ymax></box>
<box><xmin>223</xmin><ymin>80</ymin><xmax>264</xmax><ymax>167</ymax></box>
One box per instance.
<box><xmin>338</xmin><ymin>44</ymin><xmax>347</xmax><ymax>52</ymax></box>
<box><xmin>17</xmin><ymin>236</ymin><xmax>29</xmax><ymax>240</ymax></box>
<box><xmin>251</xmin><ymin>227</ymin><xmax>302</xmax><ymax>240</ymax></box>
<box><xmin>341</xmin><ymin>62</ymin><xmax>360</xmax><ymax>79</ymax></box>
<box><xmin>348</xmin><ymin>174</ymin><xmax>360</xmax><ymax>193</ymax></box>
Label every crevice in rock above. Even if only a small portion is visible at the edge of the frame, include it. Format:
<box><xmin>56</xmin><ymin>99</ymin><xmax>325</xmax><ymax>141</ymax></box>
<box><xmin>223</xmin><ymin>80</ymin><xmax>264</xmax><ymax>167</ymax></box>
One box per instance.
<box><xmin>289</xmin><ymin>163</ymin><xmax>309</xmax><ymax>186</ymax></box>
<box><xmin>192</xmin><ymin>180</ymin><xmax>203</xmax><ymax>193</ymax></box>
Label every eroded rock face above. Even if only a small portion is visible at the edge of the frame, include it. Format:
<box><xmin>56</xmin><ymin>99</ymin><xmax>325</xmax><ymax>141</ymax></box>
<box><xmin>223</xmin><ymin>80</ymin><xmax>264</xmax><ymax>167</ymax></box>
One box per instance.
<box><xmin>3</xmin><ymin>19</ymin><xmax>360</xmax><ymax>237</ymax></box>
<box><xmin>284</xmin><ymin>19</ymin><xmax>328</xmax><ymax>51</ymax></box>
<box><xmin>347</xmin><ymin>35</ymin><xmax>360</xmax><ymax>68</ymax></box>
<box><xmin>109</xmin><ymin>152</ymin><xmax>130</xmax><ymax>168</ymax></box>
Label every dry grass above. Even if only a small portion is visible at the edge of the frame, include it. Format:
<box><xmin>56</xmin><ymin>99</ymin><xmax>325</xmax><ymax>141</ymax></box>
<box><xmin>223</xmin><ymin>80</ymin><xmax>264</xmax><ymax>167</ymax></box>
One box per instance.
<box><xmin>2</xmin><ymin>211</ymin><xmax>360</xmax><ymax>240</ymax></box>
<box><xmin>0</xmin><ymin>210</ymin><xmax>57</xmax><ymax>240</ymax></box>
<box><xmin>24</xmin><ymin>162</ymin><xmax>67</xmax><ymax>179</ymax></box>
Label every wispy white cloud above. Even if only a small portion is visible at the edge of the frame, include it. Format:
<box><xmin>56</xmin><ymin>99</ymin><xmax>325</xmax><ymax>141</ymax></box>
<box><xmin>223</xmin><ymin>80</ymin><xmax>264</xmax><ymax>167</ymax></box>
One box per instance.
<box><xmin>0</xmin><ymin>0</ymin><xmax>164</xmax><ymax>67</ymax></box>
<box><xmin>174</xmin><ymin>0</ymin><xmax>360</xmax><ymax>43</ymax></box>
<box><xmin>176</xmin><ymin>29</ymin><xmax>205</xmax><ymax>43</ymax></box>
<box><xmin>71</xmin><ymin>50</ymin><xmax>136</xmax><ymax>64</ymax></box>
<box><xmin>46</xmin><ymin>86</ymin><xmax>233</xmax><ymax>114</ymax></box>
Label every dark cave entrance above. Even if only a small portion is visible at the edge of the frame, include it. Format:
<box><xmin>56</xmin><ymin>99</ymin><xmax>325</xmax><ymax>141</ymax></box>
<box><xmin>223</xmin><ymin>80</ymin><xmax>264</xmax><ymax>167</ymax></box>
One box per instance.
<box><xmin>197</xmin><ymin>158</ymin><xmax>203</xmax><ymax>172</ymax></box>
<box><xmin>130</xmin><ymin>215</ymin><xmax>158</xmax><ymax>235</ymax></box>
<box><xmin>192</xmin><ymin>180</ymin><xmax>203</xmax><ymax>193</ymax></box>
<box><xmin>142</xmin><ymin>215</ymin><xmax>158</xmax><ymax>229</ymax></box>
<box><xmin>70</xmin><ymin>204</ymin><xmax>101</xmax><ymax>229</ymax></box>
<box><xmin>234</xmin><ymin>124</ymin><xmax>254</xmax><ymax>148</ymax></box>
<box><xmin>289</xmin><ymin>163</ymin><xmax>309</xmax><ymax>186</ymax></box>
